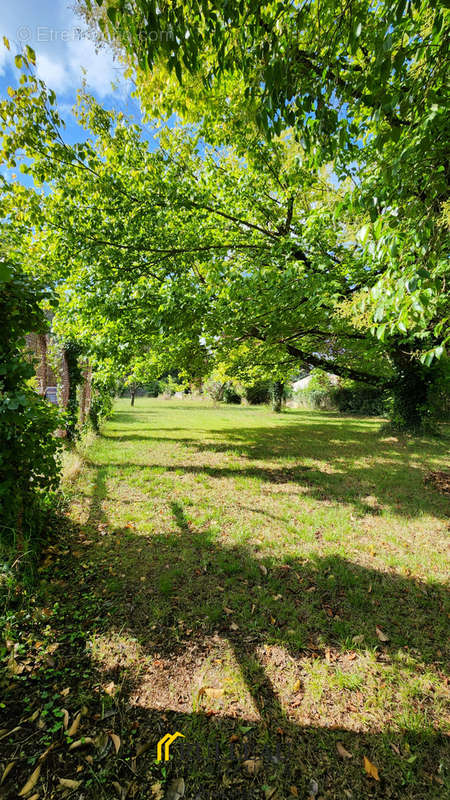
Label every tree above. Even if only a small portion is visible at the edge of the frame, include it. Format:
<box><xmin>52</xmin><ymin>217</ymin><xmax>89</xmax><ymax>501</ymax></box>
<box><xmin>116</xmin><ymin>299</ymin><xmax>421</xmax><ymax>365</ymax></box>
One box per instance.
<box><xmin>1</xmin><ymin>49</ymin><xmax>447</xmax><ymax>430</ymax></box>
<box><xmin>75</xmin><ymin>0</ymin><xmax>449</xmax><ymax>427</ymax></box>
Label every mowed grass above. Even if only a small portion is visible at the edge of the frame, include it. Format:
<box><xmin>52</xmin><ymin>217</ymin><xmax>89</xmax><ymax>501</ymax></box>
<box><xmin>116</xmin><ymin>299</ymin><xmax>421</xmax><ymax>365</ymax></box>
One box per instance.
<box><xmin>5</xmin><ymin>398</ymin><xmax>448</xmax><ymax>799</ymax></box>
<box><xmin>60</xmin><ymin>398</ymin><xmax>450</xmax><ymax>797</ymax></box>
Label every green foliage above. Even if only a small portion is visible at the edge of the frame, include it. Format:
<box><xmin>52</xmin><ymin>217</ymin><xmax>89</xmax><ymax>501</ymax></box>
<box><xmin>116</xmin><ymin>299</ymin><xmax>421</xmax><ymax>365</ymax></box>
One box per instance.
<box><xmin>63</xmin><ymin>340</ymin><xmax>83</xmax><ymax>440</ymax></box>
<box><xmin>307</xmin><ymin>370</ymin><xmax>336</xmax><ymax>393</ymax></box>
<box><xmin>295</xmin><ymin>370</ymin><xmax>387</xmax><ymax>415</ymax></box>
<box><xmin>0</xmin><ymin>37</ymin><xmax>447</xmax><ymax>432</ymax></box>
<box><xmin>294</xmin><ymin>389</ymin><xmax>334</xmax><ymax>411</ymax></box>
<box><xmin>388</xmin><ymin>351</ymin><xmax>450</xmax><ymax>434</ymax></box>
<box><xmin>244</xmin><ymin>380</ymin><xmax>272</xmax><ymax>405</ymax></box>
<box><xmin>81</xmin><ymin>0</ymin><xmax>449</xmax><ymax>365</ymax></box>
<box><xmin>271</xmin><ymin>380</ymin><xmax>285</xmax><ymax>413</ymax></box>
<box><xmin>223</xmin><ymin>385</ymin><xmax>242</xmax><ymax>405</ymax></box>
<box><xmin>88</xmin><ymin>385</ymin><xmax>115</xmax><ymax>433</ymax></box>
<box><xmin>146</xmin><ymin>380</ymin><xmax>161</xmax><ymax>398</ymax></box>
<box><xmin>0</xmin><ymin>264</ymin><xmax>62</xmax><ymax>551</ymax></box>
<box><xmin>331</xmin><ymin>385</ymin><xmax>388</xmax><ymax>417</ymax></box>
<box><xmin>204</xmin><ymin>378</ymin><xmax>226</xmax><ymax>402</ymax></box>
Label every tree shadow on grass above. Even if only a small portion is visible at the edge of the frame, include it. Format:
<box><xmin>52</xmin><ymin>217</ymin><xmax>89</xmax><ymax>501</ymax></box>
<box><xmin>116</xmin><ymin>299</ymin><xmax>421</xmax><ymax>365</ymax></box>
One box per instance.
<box><xmin>93</xmin><ymin>409</ymin><xmax>450</xmax><ymax>519</ymax></box>
<box><xmin>25</xmin><ymin>462</ymin><xmax>448</xmax><ymax>800</ymax></box>
<box><xmin>88</xmin><ymin>457</ymin><xmax>449</xmax><ymax>519</ymax></box>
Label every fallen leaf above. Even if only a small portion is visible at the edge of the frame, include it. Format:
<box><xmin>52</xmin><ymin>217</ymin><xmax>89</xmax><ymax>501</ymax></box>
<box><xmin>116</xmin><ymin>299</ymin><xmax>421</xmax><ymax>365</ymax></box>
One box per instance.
<box><xmin>0</xmin><ymin>761</ymin><xmax>16</xmax><ymax>785</ymax></box>
<box><xmin>104</xmin><ymin>680</ymin><xmax>117</xmax><ymax>696</ymax></box>
<box><xmin>290</xmin><ymin>788</ymin><xmax>299</xmax><ymax>797</ymax></box>
<box><xmin>199</xmin><ymin>686</ymin><xmax>224</xmax><ymax>699</ymax></box>
<box><xmin>18</xmin><ymin>765</ymin><xmax>41</xmax><ymax>796</ymax></box>
<box><xmin>113</xmin><ymin>781</ymin><xmax>128</xmax><ymax>799</ymax></box>
<box><xmin>223</xmin><ymin>607</ymin><xmax>233</xmax><ymax>615</ymax></box>
<box><xmin>38</xmin><ymin>743</ymin><xmax>56</xmax><ymax>763</ymax></box>
<box><xmin>364</xmin><ymin>756</ymin><xmax>380</xmax><ymax>781</ymax></box>
<box><xmin>352</xmin><ymin>634</ymin><xmax>364</xmax><ymax>645</ymax></box>
<box><xmin>67</xmin><ymin>711</ymin><xmax>81</xmax><ymax>736</ymax></box>
<box><xmin>135</xmin><ymin>741</ymin><xmax>151</xmax><ymax>757</ymax></box>
<box><xmin>59</xmin><ymin>778</ymin><xmax>82</xmax><ymax>789</ymax></box>
<box><xmin>376</xmin><ymin>626</ymin><xmax>390</xmax><ymax>642</ymax></box>
<box><xmin>243</xmin><ymin>758</ymin><xmax>262</xmax><ymax>775</ymax></box>
<box><xmin>259</xmin><ymin>564</ymin><xmax>268</xmax><ymax>576</ymax></box>
<box><xmin>62</xmin><ymin>708</ymin><xmax>69</xmax><ymax>729</ymax></box>
<box><xmin>69</xmin><ymin>737</ymin><xmax>94</xmax><ymax>750</ymax></box>
<box><xmin>336</xmin><ymin>742</ymin><xmax>352</xmax><ymax>759</ymax></box>
<box><xmin>0</xmin><ymin>724</ymin><xmax>21</xmax><ymax>741</ymax></box>
<box><xmin>230</xmin><ymin>622</ymin><xmax>239</xmax><ymax>631</ymax></box>
<box><xmin>110</xmin><ymin>732</ymin><xmax>121</xmax><ymax>753</ymax></box>
<box><xmin>150</xmin><ymin>782</ymin><xmax>164</xmax><ymax>799</ymax></box>
<box><xmin>165</xmin><ymin>777</ymin><xmax>185</xmax><ymax>800</ymax></box>
<box><xmin>292</xmin><ymin>679</ymin><xmax>302</xmax><ymax>693</ymax></box>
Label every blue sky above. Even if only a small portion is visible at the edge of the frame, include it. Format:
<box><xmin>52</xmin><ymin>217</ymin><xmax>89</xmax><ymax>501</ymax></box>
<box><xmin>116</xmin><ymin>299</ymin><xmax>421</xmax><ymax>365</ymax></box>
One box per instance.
<box><xmin>0</xmin><ymin>0</ymin><xmax>142</xmax><ymax>144</ymax></box>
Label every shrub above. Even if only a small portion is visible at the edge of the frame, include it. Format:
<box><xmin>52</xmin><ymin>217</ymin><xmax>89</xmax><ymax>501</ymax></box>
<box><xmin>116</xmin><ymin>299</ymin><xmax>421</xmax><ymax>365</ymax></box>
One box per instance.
<box><xmin>388</xmin><ymin>350</ymin><xmax>449</xmax><ymax>433</ymax></box>
<box><xmin>223</xmin><ymin>384</ymin><xmax>241</xmax><ymax>404</ymax></box>
<box><xmin>146</xmin><ymin>379</ymin><xmax>160</xmax><ymax>397</ymax></box>
<box><xmin>0</xmin><ymin>264</ymin><xmax>62</xmax><ymax>552</ymax></box>
<box><xmin>294</xmin><ymin>389</ymin><xmax>335</xmax><ymax>410</ymax></box>
<box><xmin>244</xmin><ymin>380</ymin><xmax>272</xmax><ymax>405</ymax></box>
<box><xmin>331</xmin><ymin>385</ymin><xmax>388</xmax><ymax>416</ymax></box>
<box><xmin>204</xmin><ymin>379</ymin><xmax>226</xmax><ymax>401</ymax></box>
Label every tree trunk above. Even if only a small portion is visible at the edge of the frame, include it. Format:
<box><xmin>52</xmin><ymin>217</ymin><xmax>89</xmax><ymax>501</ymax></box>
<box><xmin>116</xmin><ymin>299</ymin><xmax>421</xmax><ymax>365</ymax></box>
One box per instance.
<box><xmin>130</xmin><ymin>384</ymin><xmax>136</xmax><ymax>407</ymax></box>
<box><xmin>272</xmin><ymin>381</ymin><xmax>284</xmax><ymax>413</ymax></box>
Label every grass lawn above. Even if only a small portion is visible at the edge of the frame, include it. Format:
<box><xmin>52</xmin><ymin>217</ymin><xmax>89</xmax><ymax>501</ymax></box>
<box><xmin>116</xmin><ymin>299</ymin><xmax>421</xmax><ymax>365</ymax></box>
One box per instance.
<box><xmin>1</xmin><ymin>398</ymin><xmax>449</xmax><ymax>799</ymax></box>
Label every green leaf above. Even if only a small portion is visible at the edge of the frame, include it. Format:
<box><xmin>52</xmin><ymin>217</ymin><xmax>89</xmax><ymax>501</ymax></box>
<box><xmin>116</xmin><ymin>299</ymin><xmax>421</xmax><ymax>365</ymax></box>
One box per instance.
<box><xmin>25</xmin><ymin>45</ymin><xmax>36</xmax><ymax>65</ymax></box>
<box><xmin>0</xmin><ymin>263</ymin><xmax>12</xmax><ymax>283</ymax></box>
<box><xmin>357</xmin><ymin>224</ymin><xmax>370</xmax><ymax>245</ymax></box>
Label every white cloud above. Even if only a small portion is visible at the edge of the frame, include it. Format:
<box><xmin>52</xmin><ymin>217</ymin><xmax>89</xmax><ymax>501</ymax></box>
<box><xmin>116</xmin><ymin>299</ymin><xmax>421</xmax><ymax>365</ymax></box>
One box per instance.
<box><xmin>36</xmin><ymin>51</ymin><xmax>71</xmax><ymax>91</ymax></box>
<box><xmin>0</xmin><ymin>0</ymin><xmax>124</xmax><ymax>98</ymax></box>
<box><xmin>67</xmin><ymin>35</ymin><xmax>122</xmax><ymax>98</ymax></box>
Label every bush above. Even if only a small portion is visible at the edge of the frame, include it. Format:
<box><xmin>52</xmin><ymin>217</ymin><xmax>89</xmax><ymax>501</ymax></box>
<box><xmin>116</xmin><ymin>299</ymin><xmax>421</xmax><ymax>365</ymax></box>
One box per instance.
<box><xmin>388</xmin><ymin>350</ymin><xmax>449</xmax><ymax>433</ymax></box>
<box><xmin>204</xmin><ymin>379</ymin><xmax>226</xmax><ymax>401</ymax></box>
<box><xmin>294</xmin><ymin>389</ymin><xmax>335</xmax><ymax>410</ymax></box>
<box><xmin>331</xmin><ymin>385</ymin><xmax>388</xmax><ymax>415</ymax></box>
<box><xmin>88</xmin><ymin>388</ymin><xmax>114</xmax><ymax>432</ymax></box>
<box><xmin>0</xmin><ymin>264</ymin><xmax>62</xmax><ymax>552</ymax></box>
<box><xmin>146</xmin><ymin>380</ymin><xmax>160</xmax><ymax>397</ymax></box>
<box><xmin>223</xmin><ymin>385</ymin><xmax>241</xmax><ymax>404</ymax></box>
<box><xmin>244</xmin><ymin>380</ymin><xmax>272</xmax><ymax>405</ymax></box>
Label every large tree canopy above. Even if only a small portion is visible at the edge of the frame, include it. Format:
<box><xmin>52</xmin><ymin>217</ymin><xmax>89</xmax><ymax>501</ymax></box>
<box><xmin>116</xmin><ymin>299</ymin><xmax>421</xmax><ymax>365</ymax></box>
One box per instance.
<box><xmin>1</xmin><ymin>73</ymin><xmax>392</xmax><ymax>385</ymax></box>
<box><xmin>76</xmin><ymin>0</ymin><xmax>449</xmax><ymax>361</ymax></box>
<box><xmin>1</xmin><ymin>33</ymin><xmax>448</xmax><ymax>428</ymax></box>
